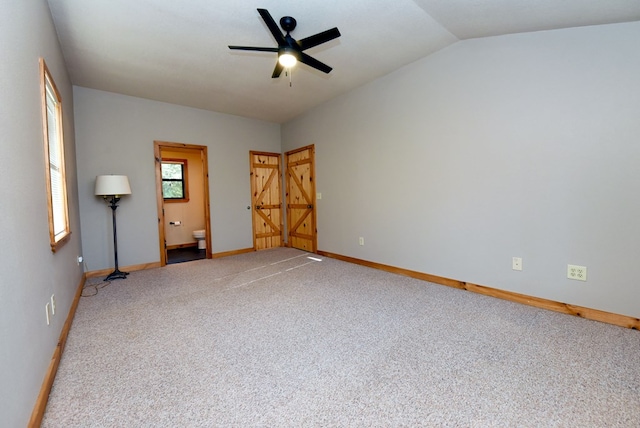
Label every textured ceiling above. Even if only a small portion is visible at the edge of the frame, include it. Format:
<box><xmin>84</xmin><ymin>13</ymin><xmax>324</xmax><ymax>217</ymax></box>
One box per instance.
<box><xmin>47</xmin><ymin>0</ymin><xmax>640</xmax><ymax>123</ymax></box>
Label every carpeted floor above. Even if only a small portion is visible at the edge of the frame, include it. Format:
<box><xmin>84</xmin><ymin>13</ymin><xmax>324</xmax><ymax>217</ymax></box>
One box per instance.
<box><xmin>43</xmin><ymin>248</ymin><xmax>640</xmax><ymax>427</ymax></box>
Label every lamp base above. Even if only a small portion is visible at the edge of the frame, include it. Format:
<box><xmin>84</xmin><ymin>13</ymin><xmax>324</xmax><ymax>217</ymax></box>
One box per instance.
<box><xmin>104</xmin><ymin>269</ymin><xmax>129</xmax><ymax>281</ymax></box>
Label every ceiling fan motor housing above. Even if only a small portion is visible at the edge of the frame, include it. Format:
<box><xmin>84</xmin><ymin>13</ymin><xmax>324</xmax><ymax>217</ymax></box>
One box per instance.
<box><xmin>280</xmin><ymin>16</ymin><xmax>297</xmax><ymax>33</ymax></box>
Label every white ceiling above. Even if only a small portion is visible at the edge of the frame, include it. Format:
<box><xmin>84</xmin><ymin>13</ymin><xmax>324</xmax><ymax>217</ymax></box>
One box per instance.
<box><xmin>47</xmin><ymin>0</ymin><xmax>640</xmax><ymax>123</ymax></box>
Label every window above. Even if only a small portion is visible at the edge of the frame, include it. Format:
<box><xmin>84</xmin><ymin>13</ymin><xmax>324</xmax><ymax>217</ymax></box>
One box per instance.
<box><xmin>40</xmin><ymin>58</ymin><xmax>70</xmax><ymax>252</ymax></box>
<box><xmin>161</xmin><ymin>159</ymin><xmax>189</xmax><ymax>202</ymax></box>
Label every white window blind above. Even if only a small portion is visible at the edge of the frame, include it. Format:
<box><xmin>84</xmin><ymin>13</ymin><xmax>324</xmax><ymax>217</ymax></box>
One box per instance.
<box><xmin>46</xmin><ymin>83</ymin><xmax>66</xmax><ymax>239</ymax></box>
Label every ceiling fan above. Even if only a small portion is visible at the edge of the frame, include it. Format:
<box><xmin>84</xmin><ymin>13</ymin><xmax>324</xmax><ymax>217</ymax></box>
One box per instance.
<box><xmin>229</xmin><ymin>8</ymin><xmax>341</xmax><ymax>78</ymax></box>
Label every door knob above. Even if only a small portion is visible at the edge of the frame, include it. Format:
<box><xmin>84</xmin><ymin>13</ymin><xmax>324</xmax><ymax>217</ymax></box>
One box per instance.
<box><xmin>307</xmin><ymin>204</ymin><xmax>313</xmax><ymax>209</ymax></box>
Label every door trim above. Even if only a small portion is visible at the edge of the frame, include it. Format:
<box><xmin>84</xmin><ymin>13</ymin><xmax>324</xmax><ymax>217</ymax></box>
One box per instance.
<box><xmin>154</xmin><ymin>141</ymin><xmax>211</xmax><ymax>266</ymax></box>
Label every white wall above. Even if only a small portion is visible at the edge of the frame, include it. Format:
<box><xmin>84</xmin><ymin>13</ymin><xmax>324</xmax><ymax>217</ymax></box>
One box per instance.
<box><xmin>282</xmin><ymin>22</ymin><xmax>640</xmax><ymax>318</ymax></box>
<box><xmin>0</xmin><ymin>1</ymin><xmax>83</xmax><ymax>426</ymax></box>
<box><xmin>74</xmin><ymin>87</ymin><xmax>281</xmax><ymax>270</ymax></box>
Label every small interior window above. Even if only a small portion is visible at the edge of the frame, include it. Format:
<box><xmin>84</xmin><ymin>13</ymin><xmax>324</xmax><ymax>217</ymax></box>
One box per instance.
<box><xmin>161</xmin><ymin>159</ymin><xmax>189</xmax><ymax>202</ymax></box>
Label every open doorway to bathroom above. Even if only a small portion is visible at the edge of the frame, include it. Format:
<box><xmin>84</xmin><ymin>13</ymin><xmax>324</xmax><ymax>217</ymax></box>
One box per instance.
<box><xmin>154</xmin><ymin>141</ymin><xmax>211</xmax><ymax>266</ymax></box>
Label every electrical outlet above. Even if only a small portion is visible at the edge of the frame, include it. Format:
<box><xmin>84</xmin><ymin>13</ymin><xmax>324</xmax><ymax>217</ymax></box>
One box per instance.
<box><xmin>51</xmin><ymin>294</ymin><xmax>56</xmax><ymax>315</ymax></box>
<box><xmin>512</xmin><ymin>257</ymin><xmax>522</xmax><ymax>271</ymax></box>
<box><xmin>45</xmin><ymin>303</ymin><xmax>51</xmax><ymax>326</ymax></box>
<box><xmin>359</xmin><ymin>237</ymin><xmax>364</xmax><ymax>246</ymax></box>
<box><xmin>567</xmin><ymin>264</ymin><xmax>587</xmax><ymax>281</ymax></box>
<box><xmin>77</xmin><ymin>256</ymin><xmax>83</xmax><ymax>265</ymax></box>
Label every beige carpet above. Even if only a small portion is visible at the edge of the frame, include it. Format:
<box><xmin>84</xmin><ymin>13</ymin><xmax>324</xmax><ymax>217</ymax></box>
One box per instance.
<box><xmin>43</xmin><ymin>248</ymin><xmax>640</xmax><ymax>427</ymax></box>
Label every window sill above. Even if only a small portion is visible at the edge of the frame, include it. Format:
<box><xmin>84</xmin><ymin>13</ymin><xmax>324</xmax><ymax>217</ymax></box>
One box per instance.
<box><xmin>50</xmin><ymin>231</ymin><xmax>71</xmax><ymax>253</ymax></box>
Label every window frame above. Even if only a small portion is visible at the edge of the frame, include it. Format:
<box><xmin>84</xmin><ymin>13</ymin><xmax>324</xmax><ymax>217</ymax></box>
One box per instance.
<box><xmin>161</xmin><ymin>158</ymin><xmax>190</xmax><ymax>203</ymax></box>
<box><xmin>40</xmin><ymin>58</ymin><xmax>71</xmax><ymax>252</ymax></box>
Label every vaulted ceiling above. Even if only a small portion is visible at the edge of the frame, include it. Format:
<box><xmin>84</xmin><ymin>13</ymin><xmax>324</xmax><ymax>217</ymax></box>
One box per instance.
<box><xmin>47</xmin><ymin>0</ymin><xmax>640</xmax><ymax>123</ymax></box>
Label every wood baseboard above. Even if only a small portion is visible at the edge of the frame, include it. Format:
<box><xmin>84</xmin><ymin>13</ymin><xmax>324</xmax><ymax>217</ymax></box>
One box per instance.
<box><xmin>85</xmin><ymin>247</ymin><xmax>259</xmax><ymax>276</ymax></box>
<box><xmin>166</xmin><ymin>243</ymin><xmax>197</xmax><ymax>250</ymax></box>
<box><xmin>85</xmin><ymin>249</ymin><xmax>258</xmax><ymax>277</ymax></box>
<box><xmin>29</xmin><ymin>274</ymin><xmax>85</xmax><ymax>427</ymax></box>
<box><xmin>212</xmin><ymin>247</ymin><xmax>255</xmax><ymax>259</ymax></box>
<box><xmin>318</xmin><ymin>250</ymin><xmax>640</xmax><ymax>330</ymax></box>
<box><xmin>85</xmin><ymin>261</ymin><xmax>161</xmax><ymax>279</ymax></box>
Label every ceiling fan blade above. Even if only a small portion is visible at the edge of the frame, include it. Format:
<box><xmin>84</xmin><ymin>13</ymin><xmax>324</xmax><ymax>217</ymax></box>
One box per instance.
<box><xmin>299</xmin><ymin>52</ymin><xmax>333</xmax><ymax>74</ymax></box>
<box><xmin>298</xmin><ymin>27</ymin><xmax>341</xmax><ymax>51</ymax></box>
<box><xmin>272</xmin><ymin>62</ymin><xmax>284</xmax><ymax>78</ymax></box>
<box><xmin>257</xmin><ymin>8</ymin><xmax>286</xmax><ymax>46</ymax></box>
<box><xmin>229</xmin><ymin>46</ymin><xmax>279</xmax><ymax>52</ymax></box>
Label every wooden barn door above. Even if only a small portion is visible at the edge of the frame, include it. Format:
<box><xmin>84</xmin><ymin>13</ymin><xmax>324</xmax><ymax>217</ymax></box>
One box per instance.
<box><xmin>285</xmin><ymin>145</ymin><xmax>317</xmax><ymax>252</ymax></box>
<box><xmin>250</xmin><ymin>151</ymin><xmax>283</xmax><ymax>250</ymax></box>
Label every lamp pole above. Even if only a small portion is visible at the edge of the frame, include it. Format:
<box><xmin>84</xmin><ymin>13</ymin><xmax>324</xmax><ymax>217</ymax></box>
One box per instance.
<box><xmin>104</xmin><ymin>195</ymin><xmax>129</xmax><ymax>281</ymax></box>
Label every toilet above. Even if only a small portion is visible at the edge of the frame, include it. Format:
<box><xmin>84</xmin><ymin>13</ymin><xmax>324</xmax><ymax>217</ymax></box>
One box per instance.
<box><xmin>192</xmin><ymin>229</ymin><xmax>206</xmax><ymax>250</ymax></box>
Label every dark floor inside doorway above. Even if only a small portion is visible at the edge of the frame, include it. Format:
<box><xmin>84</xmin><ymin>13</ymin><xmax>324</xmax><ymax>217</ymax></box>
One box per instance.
<box><xmin>167</xmin><ymin>246</ymin><xmax>206</xmax><ymax>264</ymax></box>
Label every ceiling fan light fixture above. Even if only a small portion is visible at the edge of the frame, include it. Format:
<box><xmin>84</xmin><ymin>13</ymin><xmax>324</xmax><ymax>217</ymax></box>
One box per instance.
<box><xmin>278</xmin><ymin>50</ymin><xmax>297</xmax><ymax>68</ymax></box>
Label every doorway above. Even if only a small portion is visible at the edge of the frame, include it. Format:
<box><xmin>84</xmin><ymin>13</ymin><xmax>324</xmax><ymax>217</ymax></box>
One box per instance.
<box><xmin>285</xmin><ymin>144</ymin><xmax>317</xmax><ymax>252</ymax></box>
<box><xmin>249</xmin><ymin>151</ymin><xmax>283</xmax><ymax>250</ymax></box>
<box><xmin>154</xmin><ymin>141</ymin><xmax>211</xmax><ymax>266</ymax></box>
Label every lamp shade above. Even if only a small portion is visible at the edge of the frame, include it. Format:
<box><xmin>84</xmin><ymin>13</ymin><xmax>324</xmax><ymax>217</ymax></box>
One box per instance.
<box><xmin>95</xmin><ymin>175</ymin><xmax>132</xmax><ymax>196</ymax></box>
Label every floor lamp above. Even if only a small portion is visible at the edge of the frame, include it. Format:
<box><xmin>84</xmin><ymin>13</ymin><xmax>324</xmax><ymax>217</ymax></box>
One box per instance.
<box><xmin>95</xmin><ymin>175</ymin><xmax>132</xmax><ymax>281</ymax></box>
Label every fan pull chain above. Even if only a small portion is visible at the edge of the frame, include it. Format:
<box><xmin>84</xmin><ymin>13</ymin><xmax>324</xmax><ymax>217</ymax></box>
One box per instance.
<box><xmin>284</xmin><ymin>68</ymin><xmax>293</xmax><ymax>87</ymax></box>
